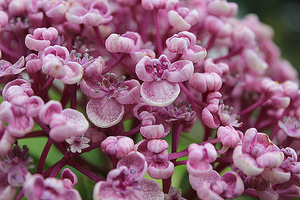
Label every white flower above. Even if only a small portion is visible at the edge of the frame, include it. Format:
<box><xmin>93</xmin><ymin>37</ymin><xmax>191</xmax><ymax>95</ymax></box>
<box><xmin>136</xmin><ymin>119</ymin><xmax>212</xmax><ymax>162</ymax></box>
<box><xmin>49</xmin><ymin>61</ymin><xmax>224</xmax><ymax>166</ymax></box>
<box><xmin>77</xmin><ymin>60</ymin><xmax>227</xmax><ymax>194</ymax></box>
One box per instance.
<box><xmin>66</xmin><ymin>136</ymin><xmax>90</xmax><ymax>153</ymax></box>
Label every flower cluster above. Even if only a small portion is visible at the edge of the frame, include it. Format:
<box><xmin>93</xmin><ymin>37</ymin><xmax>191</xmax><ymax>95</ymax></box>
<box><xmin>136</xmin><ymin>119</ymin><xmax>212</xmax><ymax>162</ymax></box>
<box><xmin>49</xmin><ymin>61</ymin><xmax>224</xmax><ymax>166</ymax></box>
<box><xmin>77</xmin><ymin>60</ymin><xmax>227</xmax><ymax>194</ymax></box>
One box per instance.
<box><xmin>0</xmin><ymin>0</ymin><xmax>299</xmax><ymax>199</ymax></box>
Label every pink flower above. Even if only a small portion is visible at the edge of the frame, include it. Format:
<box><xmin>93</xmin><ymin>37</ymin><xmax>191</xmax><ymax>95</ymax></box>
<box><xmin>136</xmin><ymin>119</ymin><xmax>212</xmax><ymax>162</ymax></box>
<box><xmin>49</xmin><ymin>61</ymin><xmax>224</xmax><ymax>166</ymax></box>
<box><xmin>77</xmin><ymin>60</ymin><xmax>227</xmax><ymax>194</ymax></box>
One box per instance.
<box><xmin>166</xmin><ymin>31</ymin><xmax>207</xmax><ymax>63</ymax></box>
<box><xmin>25</xmin><ymin>27</ymin><xmax>58</xmax><ymax>51</ymax></box>
<box><xmin>187</xmin><ymin>143</ymin><xmax>217</xmax><ymax>176</ymax></box>
<box><xmin>278</xmin><ymin>117</ymin><xmax>300</xmax><ymax>139</ymax></box>
<box><xmin>233</xmin><ymin>128</ymin><xmax>284</xmax><ymax>177</ymax></box>
<box><xmin>0</xmin><ymin>145</ymin><xmax>33</xmax><ymax>188</ymax></box>
<box><xmin>101</xmin><ymin>136</ymin><xmax>134</xmax><ymax>158</ymax></box>
<box><xmin>0</xmin><ymin>80</ymin><xmax>44</xmax><ymax>138</ymax></box>
<box><xmin>41</xmin><ymin>45</ymin><xmax>83</xmax><ymax>84</ymax></box>
<box><xmin>207</xmin><ymin>0</ymin><xmax>238</xmax><ymax>18</ymax></box>
<box><xmin>93</xmin><ymin>152</ymin><xmax>164</xmax><ymax>200</ymax></box>
<box><xmin>141</xmin><ymin>0</ymin><xmax>167</xmax><ymax>10</ymax></box>
<box><xmin>189</xmin><ymin>72</ymin><xmax>222</xmax><ymax>94</ymax></box>
<box><xmin>217</xmin><ymin>126</ymin><xmax>242</xmax><ymax>148</ymax></box>
<box><xmin>136</xmin><ymin>139</ymin><xmax>174</xmax><ymax>179</ymax></box>
<box><xmin>82</xmin><ymin>73</ymin><xmax>140</xmax><ymax>128</ymax></box>
<box><xmin>105</xmin><ymin>31</ymin><xmax>142</xmax><ymax>54</ymax></box>
<box><xmin>38</xmin><ymin>100</ymin><xmax>89</xmax><ymax>142</ymax></box>
<box><xmin>66</xmin><ymin>0</ymin><xmax>112</xmax><ymax>26</ymax></box>
<box><xmin>167</xmin><ymin>1</ymin><xmax>199</xmax><ymax>31</ymax></box>
<box><xmin>0</xmin><ymin>56</ymin><xmax>25</xmax><ymax>77</ymax></box>
<box><xmin>23</xmin><ymin>170</ymin><xmax>81</xmax><ymax>200</ymax></box>
<box><xmin>66</xmin><ymin>136</ymin><xmax>90</xmax><ymax>153</ymax></box>
<box><xmin>136</xmin><ymin>54</ymin><xmax>194</xmax><ymax>107</ymax></box>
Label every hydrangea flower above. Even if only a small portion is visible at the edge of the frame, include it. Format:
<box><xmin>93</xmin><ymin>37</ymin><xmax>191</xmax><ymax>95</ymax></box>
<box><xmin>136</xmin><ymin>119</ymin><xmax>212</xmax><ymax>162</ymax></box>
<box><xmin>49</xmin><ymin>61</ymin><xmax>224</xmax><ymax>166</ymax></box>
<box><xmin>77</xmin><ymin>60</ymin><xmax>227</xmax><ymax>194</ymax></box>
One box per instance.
<box><xmin>93</xmin><ymin>152</ymin><xmax>164</xmax><ymax>200</ymax></box>
<box><xmin>66</xmin><ymin>136</ymin><xmax>90</xmax><ymax>153</ymax></box>
<box><xmin>136</xmin><ymin>54</ymin><xmax>194</xmax><ymax>107</ymax></box>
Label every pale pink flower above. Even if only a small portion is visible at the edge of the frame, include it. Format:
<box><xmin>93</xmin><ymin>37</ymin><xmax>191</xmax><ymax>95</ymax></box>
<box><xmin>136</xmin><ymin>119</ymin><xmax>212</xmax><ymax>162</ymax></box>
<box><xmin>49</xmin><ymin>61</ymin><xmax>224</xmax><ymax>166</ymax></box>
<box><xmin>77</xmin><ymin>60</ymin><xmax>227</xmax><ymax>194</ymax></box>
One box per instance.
<box><xmin>25</xmin><ymin>27</ymin><xmax>58</xmax><ymax>51</ymax></box>
<box><xmin>136</xmin><ymin>54</ymin><xmax>194</xmax><ymax>107</ymax></box>
<box><xmin>93</xmin><ymin>152</ymin><xmax>164</xmax><ymax>200</ymax></box>
<box><xmin>66</xmin><ymin>136</ymin><xmax>90</xmax><ymax>153</ymax></box>
<box><xmin>0</xmin><ymin>56</ymin><xmax>25</xmax><ymax>77</ymax></box>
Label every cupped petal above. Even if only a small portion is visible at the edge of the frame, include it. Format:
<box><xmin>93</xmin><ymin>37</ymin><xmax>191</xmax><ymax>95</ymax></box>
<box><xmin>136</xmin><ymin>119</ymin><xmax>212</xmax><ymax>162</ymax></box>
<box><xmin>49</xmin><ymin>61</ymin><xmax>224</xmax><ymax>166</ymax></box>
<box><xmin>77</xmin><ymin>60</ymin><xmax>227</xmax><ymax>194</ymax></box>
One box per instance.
<box><xmin>130</xmin><ymin>179</ymin><xmax>164</xmax><ymax>200</ymax></box>
<box><xmin>168</xmin><ymin>10</ymin><xmax>191</xmax><ymax>31</ymax></box>
<box><xmin>261</xmin><ymin>168</ymin><xmax>291</xmax><ymax>184</ymax></box>
<box><xmin>60</xmin><ymin>61</ymin><xmax>83</xmax><ymax>84</ymax></box>
<box><xmin>80</xmin><ymin>75</ymin><xmax>106</xmax><ymax>98</ymax></box>
<box><xmin>116</xmin><ymin>79</ymin><xmax>141</xmax><ymax>104</ymax></box>
<box><xmin>187</xmin><ymin>160</ymin><xmax>213</xmax><ymax>176</ymax></box>
<box><xmin>196</xmin><ymin>182</ymin><xmax>223</xmax><ymax>200</ymax></box>
<box><xmin>49</xmin><ymin>125</ymin><xmax>78</xmax><ymax>142</ymax></box>
<box><xmin>0</xmin><ymin>129</ymin><xmax>16</xmax><ymax>156</ymax></box>
<box><xmin>0</xmin><ymin>101</ymin><xmax>13</xmax><ymax>123</ymax></box>
<box><xmin>202</xmin><ymin>107</ymin><xmax>220</xmax><ymax>129</ymax></box>
<box><xmin>23</xmin><ymin>174</ymin><xmax>45</xmax><ymax>200</ymax></box>
<box><xmin>87</xmin><ymin>97</ymin><xmax>124</xmax><ymax>128</ymax></box>
<box><xmin>8</xmin><ymin>116</ymin><xmax>35</xmax><ymax>138</ymax></box>
<box><xmin>184</xmin><ymin>45</ymin><xmax>207</xmax><ymax>63</ymax></box>
<box><xmin>105</xmin><ymin>34</ymin><xmax>135</xmax><ymax>53</ymax></box>
<box><xmin>65</xmin><ymin>6</ymin><xmax>86</xmax><ymax>24</ymax></box>
<box><xmin>221</xmin><ymin>171</ymin><xmax>244</xmax><ymax>199</ymax></box>
<box><xmin>147</xmin><ymin>161</ymin><xmax>174</xmax><ymax>179</ymax></box>
<box><xmin>61</xmin><ymin>168</ymin><xmax>78</xmax><ymax>188</ymax></box>
<box><xmin>189</xmin><ymin>170</ymin><xmax>221</xmax><ymax>190</ymax></box>
<box><xmin>2</xmin><ymin>79</ymin><xmax>33</xmax><ymax>101</ymax></box>
<box><xmin>62</xmin><ymin>108</ymin><xmax>89</xmax><ymax>134</ymax></box>
<box><xmin>256</xmin><ymin>151</ymin><xmax>284</xmax><ymax>168</ymax></box>
<box><xmin>140</xmin><ymin>124</ymin><xmax>166</xmax><ymax>139</ymax></box>
<box><xmin>141</xmin><ymin>81</ymin><xmax>180</xmax><ymax>107</ymax></box>
<box><xmin>25</xmin><ymin>34</ymin><xmax>51</xmax><ymax>51</ymax></box>
<box><xmin>135</xmin><ymin>56</ymin><xmax>155</xmax><ymax>82</ymax></box>
<box><xmin>117</xmin><ymin>151</ymin><xmax>147</xmax><ymax>180</ymax></box>
<box><xmin>93</xmin><ymin>181</ymin><xmax>126</xmax><ymax>200</ymax></box>
<box><xmin>167</xmin><ymin>60</ymin><xmax>194</xmax><ymax>82</ymax></box>
<box><xmin>63</xmin><ymin>189</ymin><xmax>82</xmax><ymax>200</ymax></box>
<box><xmin>26</xmin><ymin>96</ymin><xmax>44</xmax><ymax>117</ymax></box>
<box><xmin>38</xmin><ymin>100</ymin><xmax>62</xmax><ymax>124</ymax></box>
<box><xmin>233</xmin><ymin>145</ymin><xmax>264</xmax><ymax>176</ymax></box>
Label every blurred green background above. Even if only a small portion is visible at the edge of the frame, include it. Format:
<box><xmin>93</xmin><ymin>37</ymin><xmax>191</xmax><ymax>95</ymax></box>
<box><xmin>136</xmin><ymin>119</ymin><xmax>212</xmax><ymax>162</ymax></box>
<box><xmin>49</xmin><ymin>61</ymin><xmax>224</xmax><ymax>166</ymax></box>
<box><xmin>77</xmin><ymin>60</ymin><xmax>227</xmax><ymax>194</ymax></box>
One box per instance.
<box><xmin>230</xmin><ymin>0</ymin><xmax>300</xmax><ymax>72</ymax></box>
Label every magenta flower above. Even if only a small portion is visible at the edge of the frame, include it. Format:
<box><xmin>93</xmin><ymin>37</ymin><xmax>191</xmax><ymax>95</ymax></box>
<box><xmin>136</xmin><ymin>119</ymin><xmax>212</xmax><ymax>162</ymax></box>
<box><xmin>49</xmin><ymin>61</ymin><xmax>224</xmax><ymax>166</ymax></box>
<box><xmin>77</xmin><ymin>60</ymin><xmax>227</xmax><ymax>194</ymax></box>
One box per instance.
<box><xmin>38</xmin><ymin>100</ymin><xmax>89</xmax><ymax>142</ymax></box>
<box><xmin>167</xmin><ymin>1</ymin><xmax>199</xmax><ymax>31</ymax></box>
<box><xmin>82</xmin><ymin>73</ymin><xmax>140</xmax><ymax>128</ymax></box>
<box><xmin>278</xmin><ymin>117</ymin><xmax>300</xmax><ymax>139</ymax></box>
<box><xmin>25</xmin><ymin>27</ymin><xmax>58</xmax><ymax>51</ymax></box>
<box><xmin>0</xmin><ymin>56</ymin><xmax>25</xmax><ymax>77</ymax></box>
<box><xmin>0</xmin><ymin>80</ymin><xmax>44</xmax><ymax>138</ymax></box>
<box><xmin>217</xmin><ymin>126</ymin><xmax>242</xmax><ymax>148</ymax></box>
<box><xmin>136</xmin><ymin>139</ymin><xmax>174</xmax><ymax>179</ymax></box>
<box><xmin>233</xmin><ymin>128</ymin><xmax>284</xmax><ymax>177</ymax></box>
<box><xmin>101</xmin><ymin>136</ymin><xmax>134</xmax><ymax>158</ymax></box>
<box><xmin>166</xmin><ymin>31</ymin><xmax>207</xmax><ymax>63</ymax></box>
<box><xmin>187</xmin><ymin>143</ymin><xmax>217</xmax><ymax>176</ymax></box>
<box><xmin>66</xmin><ymin>136</ymin><xmax>90</xmax><ymax>153</ymax></box>
<box><xmin>41</xmin><ymin>45</ymin><xmax>83</xmax><ymax>84</ymax></box>
<box><xmin>66</xmin><ymin>0</ymin><xmax>112</xmax><ymax>26</ymax></box>
<box><xmin>0</xmin><ymin>145</ymin><xmax>33</xmax><ymax>188</ymax></box>
<box><xmin>93</xmin><ymin>152</ymin><xmax>164</xmax><ymax>200</ymax></box>
<box><xmin>136</xmin><ymin>54</ymin><xmax>194</xmax><ymax>107</ymax></box>
<box><xmin>23</xmin><ymin>169</ymin><xmax>82</xmax><ymax>200</ymax></box>
<box><xmin>189</xmin><ymin>170</ymin><xmax>244</xmax><ymax>200</ymax></box>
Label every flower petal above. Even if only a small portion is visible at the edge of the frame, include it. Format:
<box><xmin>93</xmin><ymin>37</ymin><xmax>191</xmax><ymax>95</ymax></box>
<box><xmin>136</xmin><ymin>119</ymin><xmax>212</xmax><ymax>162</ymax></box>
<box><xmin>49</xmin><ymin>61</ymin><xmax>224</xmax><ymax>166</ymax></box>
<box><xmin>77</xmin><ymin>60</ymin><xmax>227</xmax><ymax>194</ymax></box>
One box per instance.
<box><xmin>141</xmin><ymin>81</ymin><xmax>180</xmax><ymax>107</ymax></box>
<box><xmin>87</xmin><ymin>98</ymin><xmax>124</xmax><ymax>128</ymax></box>
<box><xmin>61</xmin><ymin>62</ymin><xmax>83</xmax><ymax>84</ymax></box>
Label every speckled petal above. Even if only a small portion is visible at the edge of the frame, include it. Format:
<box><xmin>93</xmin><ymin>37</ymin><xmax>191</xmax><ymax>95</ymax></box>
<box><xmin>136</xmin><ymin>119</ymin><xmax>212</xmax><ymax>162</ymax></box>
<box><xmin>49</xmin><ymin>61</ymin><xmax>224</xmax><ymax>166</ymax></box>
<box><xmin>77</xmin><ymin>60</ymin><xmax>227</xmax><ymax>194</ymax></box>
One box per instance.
<box><xmin>61</xmin><ymin>62</ymin><xmax>83</xmax><ymax>84</ymax></box>
<box><xmin>87</xmin><ymin>97</ymin><xmax>124</xmax><ymax>128</ymax></box>
<box><xmin>131</xmin><ymin>179</ymin><xmax>164</xmax><ymax>200</ymax></box>
<box><xmin>141</xmin><ymin>81</ymin><xmax>180</xmax><ymax>107</ymax></box>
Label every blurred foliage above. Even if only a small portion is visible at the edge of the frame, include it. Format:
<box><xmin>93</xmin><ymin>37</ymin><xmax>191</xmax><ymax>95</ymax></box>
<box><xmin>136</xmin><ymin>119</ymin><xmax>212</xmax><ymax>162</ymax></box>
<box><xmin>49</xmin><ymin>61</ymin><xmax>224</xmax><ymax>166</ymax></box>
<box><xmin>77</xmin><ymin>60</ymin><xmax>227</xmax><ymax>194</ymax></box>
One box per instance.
<box><xmin>230</xmin><ymin>0</ymin><xmax>300</xmax><ymax>72</ymax></box>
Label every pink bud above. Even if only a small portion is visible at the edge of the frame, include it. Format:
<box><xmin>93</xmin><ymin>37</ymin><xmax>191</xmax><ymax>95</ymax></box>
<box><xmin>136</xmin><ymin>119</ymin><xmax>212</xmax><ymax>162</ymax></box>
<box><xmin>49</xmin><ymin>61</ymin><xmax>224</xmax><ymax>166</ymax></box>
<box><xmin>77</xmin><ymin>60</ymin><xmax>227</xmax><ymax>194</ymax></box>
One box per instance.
<box><xmin>101</xmin><ymin>136</ymin><xmax>134</xmax><ymax>158</ymax></box>
<box><xmin>217</xmin><ymin>126</ymin><xmax>241</xmax><ymax>148</ymax></box>
<box><xmin>140</xmin><ymin>124</ymin><xmax>167</xmax><ymax>139</ymax></box>
<box><xmin>42</xmin><ymin>55</ymin><xmax>66</xmax><ymax>79</ymax></box>
<box><xmin>208</xmin><ymin>1</ymin><xmax>238</xmax><ymax>18</ymax></box>
<box><xmin>147</xmin><ymin>139</ymin><xmax>169</xmax><ymax>153</ymax></box>
<box><xmin>189</xmin><ymin>72</ymin><xmax>222</xmax><ymax>93</ymax></box>
<box><xmin>105</xmin><ymin>33</ymin><xmax>135</xmax><ymax>53</ymax></box>
<box><xmin>25</xmin><ymin>54</ymin><xmax>42</xmax><ymax>73</ymax></box>
<box><xmin>205</xmin><ymin>16</ymin><xmax>231</xmax><ymax>38</ymax></box>
<box><xmin>148</xmin><ymin>161</ymin><xmax>174</xmax><ymax>179</ymax></box>
<box><xmin>0</xmin><ymin>11</ymin><xmax>8</xmax><ymax>28</ymax></box>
